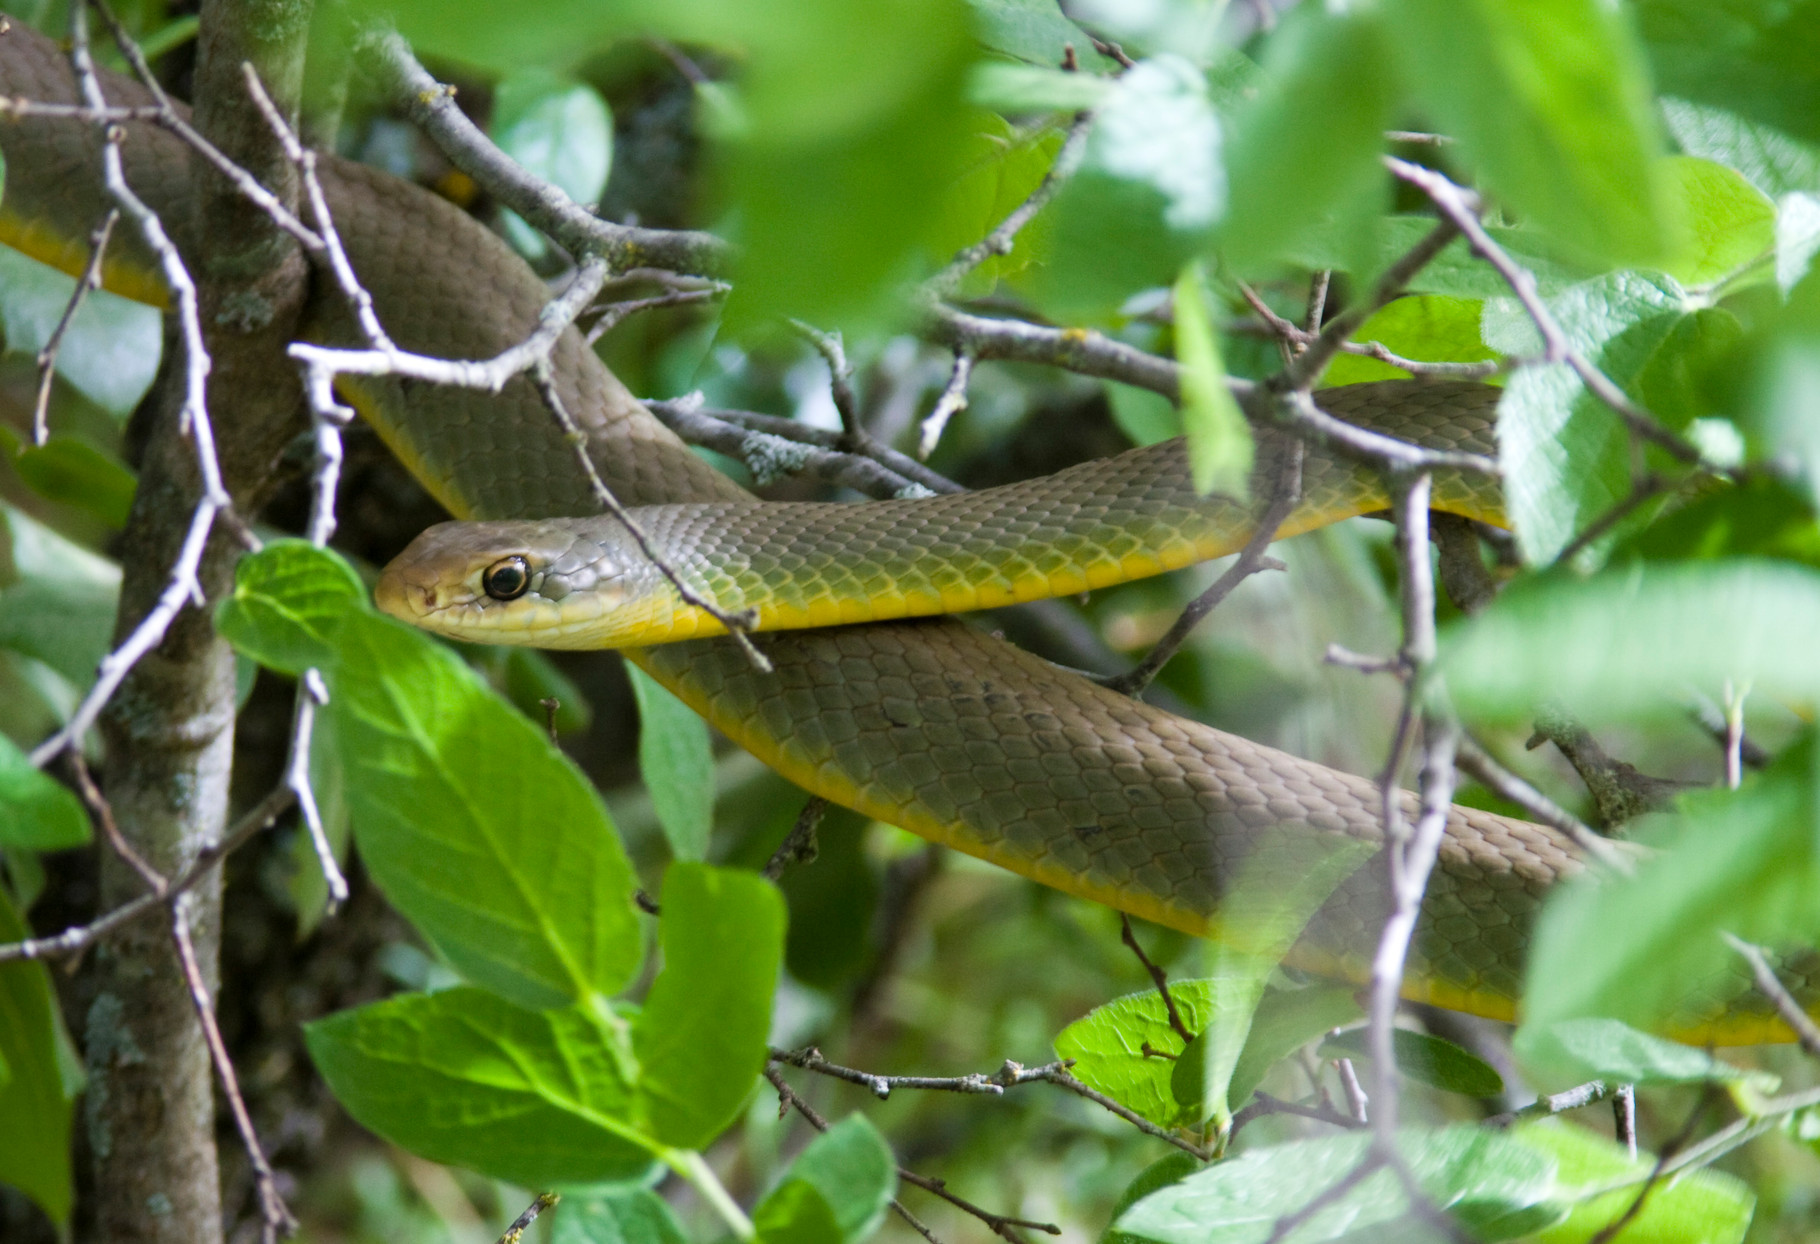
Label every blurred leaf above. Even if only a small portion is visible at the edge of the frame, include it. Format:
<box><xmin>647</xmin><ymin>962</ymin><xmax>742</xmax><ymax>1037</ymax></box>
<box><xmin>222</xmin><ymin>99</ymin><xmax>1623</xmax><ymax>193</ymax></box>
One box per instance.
<box><xmin>1440</xmin><ymin>560</ymin><xmax>1820</xmax><ymax>721</ymax></box>
<box><xmin>929</xmin><ymin>119</ymin><xmax>1063</xmax><ymax>295</ymax></box>
<box><xmin>216</xmin><ymin>538</ymin><xmax>365</xmax><ymax>676</ymax></box>
<box><xmin>764</xmin><ymin>1115</ymin><xmax>895</xmax><ymax>1243</ymax></box>
<box><xmin>0</xmin><ymin>888</ymin><xmax>77</xmax><ymax>1224</ymax></box>
<box><xmin>1662</xmin><ymin>97</ymin><xmax>1820</xmax><ymax>198</ymax></box>
<box><xmin>1485</xmin><ymin>271</ymin><xmax>1689</xmax><ymax>563</ymax></box>
<box><xmin>628</xmin><ymin>665</ymin><xmax>714</xmax><ymax>861</ymax></box>
<box><xmin>753</xmin><ymin>1178</ymin><xmax>844</xmax><ymax>1244</ymax></box>
<box><xmin>633</xmin><ymin>863</ymin><xmax>783</xmax><ymax>1149</ymax></box>
<box><xmin>221</xmin><ymin>543</ymin><xmax>643</xmax><ymax>1010</ymax></box>
<box><xmin>0</xmin><ymin>245</ymin><xmax>162</xmax><ymax>417</ymax></box>
<box><xmin>553</xmin><ymin>1185</ymin><xmax>689</xmax><ymax>1244</ymax></box>
<box><xmin>1615</xmin><ymin>477</ymin><xmax>1820</xmax><ymax>567</ymax></box>
<box><xmin>0</xmin><ymin>505</ymin><xmax>120</xmax><ymax>687</ymax></box>
<box><xmin>1107</xmin><ymin>381</ymin><xmax>1179</xmax><ymax>448</ymax></box>
<box><xmin>1521</xmin><ymin>745</ymin><xmax>1820</xmax><ymax>1036</ymax></box>
<box><xmin>1216</xmin><ymin>6</ymin><xmax>1393</xmax><ymax>274</ymax></box>
<box><xmin>1291</xmin><ymin>216</ymin><xmax>1594</xmax><ymax>300</ymax></box>
<box><xmin>0</xmin><ymin>431</ymin><xmax>135</xmax><ymax>528</ymax></box>
<box><xmin>1105</xmin><ymin>1153</ymin><xmax>1204</xmax><ymax>1244</ymax></box>
<box><xmin>1637</xmin><ymin>0</ymin><xmax>1820</xmax><ymax>147</ymax></box>
<box><xmin>1032</xmin><ymin>55</ymin><xmax>1221</xmax><ymax>317</ymax></box>
<box><xmin>1514</xmin><ymin>1018</ymin><xmax>1775</xmax><ymax>1093</ymax></box>
<box><xmin>305</xmin><ymin>987</ymin><xmax>654</xmax><ymax>1187</ymax></box>
<box><xmin>709</xmin><ymin>0</ymin><xmax>978</xmax><ymax>329</ymax></box>
<box><xmin>1518</xmin><ymin>1120</ymin><xmax>1754</xmax><ymax>1244</ymax></box>
<box><xmin>1321</xmin><ymin>295</ymin><xmax>1496</xmax><ymax>388</ymax></box>
<box><xmin>1173</xmin><ymin>263</ymin><xmax>1250</xmax><ymax>497</ymax></box>
<box><xmin>1224</xmin><ymin>984</ymin><xmax>1361</xmax><ymax>1109</ymax></box>
<box><xmin>1719</xmin><ymin>267</ymin><xmax>1820</xmax><ymax>502</ymax></box>
<box><xmin>1633</xmin><ymin>306</ymin><xmax>1745</xmax><ymax>428</ymax></box>
<box><xmin>1116</xmin><ymin>1126</ymin><xmax>1563</xmax><ymax>1244</ymax></box>
<box><xmin>968</xmin><ymin>63</ymin><xmax>1110</xmax><ymax>114</ymax></box>
<box><xmin>1777</xmin><ymin>191</ymin><xmax>1820</xmax><ymax>294</ymax></box>
<box><xmin>1660</xmin><ymin>155</ymin><xmax>1776</xmax><ymax>286</ymax></box>
<box><xmin>1319</xmin><ymin>1028</ymin><xmax>1505</xmax><ymax>1099</ymax></box>
<box><xmin>0</xmin><ymin>734</ymin><xmax>89</xmax><ymax>852</ymax></box>
<box><xmin>491</xmin><ymin>69</ymin><xmax>612</xmax><ymax>260</ymax></box>
<box><xmin>964</xmin><ymin>0</ymin><xmax>1112</xmax><ymax>70</ymax></box>
<box><xmin>1384</xmin><ymin>0</ymin><xmax>1670</xmax><ymax>268</ymax></box>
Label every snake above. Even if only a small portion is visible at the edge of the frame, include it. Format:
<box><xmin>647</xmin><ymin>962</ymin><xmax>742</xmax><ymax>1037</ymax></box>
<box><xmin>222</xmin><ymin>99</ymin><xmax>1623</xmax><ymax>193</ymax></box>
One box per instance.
<box><xmin>0</xmin><ymin>17</ymin><xmax>1802</xmax><ymax>1044</ymax></box>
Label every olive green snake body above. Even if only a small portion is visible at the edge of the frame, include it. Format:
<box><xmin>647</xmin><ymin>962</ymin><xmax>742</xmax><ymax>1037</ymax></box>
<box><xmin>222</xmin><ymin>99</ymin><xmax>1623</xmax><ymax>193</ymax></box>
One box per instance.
<box><xmin>1</xmin><ymin>19</ymin><xmax>1802</xmax><ymax>1042</ymax></box>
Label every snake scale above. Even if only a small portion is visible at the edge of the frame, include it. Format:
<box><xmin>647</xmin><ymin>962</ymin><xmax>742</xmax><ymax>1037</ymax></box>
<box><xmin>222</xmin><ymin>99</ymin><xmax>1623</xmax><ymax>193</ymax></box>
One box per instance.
<box><xmin>0</xmin><ymin>17</ymin><xmax>1801</xmax><ymax>1042</ymax></box>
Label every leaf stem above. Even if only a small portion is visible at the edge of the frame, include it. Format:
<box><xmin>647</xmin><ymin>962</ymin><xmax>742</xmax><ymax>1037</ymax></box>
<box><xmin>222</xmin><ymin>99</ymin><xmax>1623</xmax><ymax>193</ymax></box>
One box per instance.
<box><xmin>670</xmin><ymin>1148</ymin><xmax>755</xmax><ymax>1240</ymax></box>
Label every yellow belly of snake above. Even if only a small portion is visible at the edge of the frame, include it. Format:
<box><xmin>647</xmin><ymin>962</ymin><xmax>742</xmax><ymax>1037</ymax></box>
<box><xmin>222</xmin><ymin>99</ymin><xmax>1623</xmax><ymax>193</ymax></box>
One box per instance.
<box><xmin>0</xmin><ymin>18</ymin><xmax>1798</xmax><ymax>1043</ymax></box>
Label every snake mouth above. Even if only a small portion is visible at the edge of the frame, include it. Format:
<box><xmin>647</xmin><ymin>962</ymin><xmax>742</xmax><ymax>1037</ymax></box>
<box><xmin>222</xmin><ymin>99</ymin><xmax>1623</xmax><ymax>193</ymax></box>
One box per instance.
<box><xmin>373</xmin><ymin>566</ymin><xmax>439</xmax><ymax>622</ymax></box>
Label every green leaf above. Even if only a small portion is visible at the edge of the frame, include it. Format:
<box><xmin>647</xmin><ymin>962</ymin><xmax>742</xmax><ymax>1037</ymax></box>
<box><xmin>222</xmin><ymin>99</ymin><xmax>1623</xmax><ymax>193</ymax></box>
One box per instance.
<box><xmin>0</xmin><ymin>888</ymin><xmax>78</xmax><ymax>1224</ymax></box>
<box><xmin>553</xmin><ymin>1185</ymin><xmax>690</xmax><ymax>1244</ymax></box>
<box><xmin>4</xmin><ymin>434</ymin><xmax>135</xmax><ymax>528</ymax></box>
<box><xmin>1638</xmin><ymin>0</ymin><xmax>1820</xmax><ymax>147</ymax></box>
<box><xmin>305</xmin><ymin>987</ymin><xmax>654</xmax><ymax>1187</ymax></box>
<box><xmin>1383</xmin><ymin>0</ymin><xmax>1670</xmax><ymax>268</ymax></box>
<box><xmin>964</xmin><ymin>0</ymin><xmax>1113</xmax><ymax>70</ymax></box>
<box><xmin>711</xmin><ymin>0</ymin><xmax>978</xmax><ymax>329</ymax></box>
<box><xmin>1660</xmin><ymin>155</ymin><xmax>1777</xmax><ymax>286</ymax></box>
<box><xmin>633</xmin><ymin>863</ymin><xmax>783</xmax><ymax>1149</ymax></box>
<box><xmin>754</xmin><ymin>1178</ymin><xmax>845</xmax><ymax>1244</ymax></box>
<box><xmin>1615</xmin><ymin>477</ymin><xmax>1820</xmax><ymax>568</ymax></box>
<box><xmin>1031</xmin><ymin>55</ymin><xmax>1222</xmax><ymax>318</ymax></box>
<box><xmin>1224</xmin><ymin>984</ymin><xmax>1362</xmax><ymax>1110</ymax></box>
<box><xmin>1440</xmin><ymin>560</ymin><xmax>1820</xmax><ymax>722</ymax></box>
<box><xmin>1216</xmin><ymin>6</ymin><xmax>1394</xmax><ymax>274</ymax></box>
<box><xmin>931</xmin><ymin>119</ymin><xmax>1063</xmax><ymax>295</ymax></box>
<box><xmin>1661</xmin><ymin>98</ymin><xmax>1820</xmax><ymax>199</ymax></box>
<box><xmin>1321</xmin><ymin>296</ymin><xmax>1497</xmax><ymax>388</ymax></box>
<box><xmin>628</xmin><ymin>665</ymin><xmax>714</xmax><ymax>861</ymax></box>
<box><xmin>1116</xmin><ymin>1126</ymin><xmax>1563</xmax><ymax>1244</ymax></box>
<box><xmin>967</xmin><ymin>63</ymin><xmax>1110</xmax><ymax>114</ymax></box>
<box><xmin>1289</xmin><ymin>216</ymin><xmax>1594</xmax><ymax>300</ymax></box>
<box><xmin>1520</xmin><ymin>746</ymin><xmax>1820</xmax><ymax>1038</ymax></box>
<box><xmin>1318</xmin><ymin>1028</ymin><xmax>1505</xmax><ymax>1099</ymax></box>
<box><xmin>1778</xmin><ymin>191</ymin><xmax>1820</xmax><ymax>294</ymax></box>
<box><xmin>1484</xmin><ymin>272</ymin><xmax>1691</xmax><ymax>563</ymax></box>
<box><xmin>215</xmin><ymin>540</ymin><xmax>366</xmax><ymax>676</ymax></box>
<box><xmin>1514</xmin><ymin>1018</ymin><xmax>1775</xmax><ymax>1093</ymax></box>
<box><xmin>767</xmin><ymin>1115</ymin><xmax>896</xmax><ymax>1243</ymax></box>
<box><xmin>1518</xmin><ymin>1121</ymin><xmax>1754</xmax><ymax>1244</ymax></box>
<box><xmin>0</xmin><ymin>734</ymin><xmax>89</xmax><ymax>852</ymax></box>
<box><xmin>1055</xmin><ymin>980</ymin><xmax>1221</xmax><ymax>1128</ymax></box>
<box><xmin>1107</xmin><ymin>381</ymin><xmax>1179</xmax><ymax>448</ymax></box>
<box><xmin>501</xmin><ymin>647</ymin><xmax>593</xmax><ymax>737</ymax></box>
<box><xmin>0</xmin><ymin>505</ymin><xmax>119</xmax><ymax>688</ymax></box>
<box><xmin>328</xmin><ymin>611</ymin><xmax>643</xmax><ymax>1009</ymax></box>
<box><xmin>0</xmin><ymin>244</ymin><xmax>162</xmax><ymax>416</ymax></box>
<box><xmin>491</xmin><ymin>70</ymin><xmax>613</xmax><ymax>261</ymax></box>
<box><xmin>1173</xmin><ymin>263</ymin><xmax>1251</xmax><ymax>498</ymax></box>
<box><xmin>1106</xmin><ymin>1153</ymin><xmax>1205</xmax><ymax>1244</ymax></box>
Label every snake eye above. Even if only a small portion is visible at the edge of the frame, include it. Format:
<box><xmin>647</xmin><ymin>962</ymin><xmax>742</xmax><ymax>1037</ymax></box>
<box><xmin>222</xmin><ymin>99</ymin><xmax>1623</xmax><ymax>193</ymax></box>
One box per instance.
<box><xmin>482</xmin><ymin>556</ymin><xmax>531</xmax><ymax>601</ymax></box>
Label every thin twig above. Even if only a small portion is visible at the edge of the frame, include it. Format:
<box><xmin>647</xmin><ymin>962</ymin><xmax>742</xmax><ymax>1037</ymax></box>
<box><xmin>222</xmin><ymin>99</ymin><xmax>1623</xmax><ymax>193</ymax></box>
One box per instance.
<box><xmin>1102</xmin><ymin>440</ymin><xmax>1303</xmax><ymax>695</ymax></box>
<box><xmin>359</xmin><ymin>28</ymin><xmax>727</xmax><ymax>275</ymax></box>
<box><xmin>0</xmin><ymin>785</ymin><xmax>295</xmax><ymax>964</ymax></box>
<box><xmin>1336</xmin><ymin>1058</ymin><xmax>1370</xmax><ymax>1124</ymax></box>
<box><xmin>770</xmin><ymin>1047</ymin><xmax>1010</xmax><ymax>1098</ymax></box>
<box><xmin>529</xmin><ymin>360</ymin><xmax>772</xmax><ymax>674</ymax></box>
<box><xmin>1387</xmin><ymin>158</ymin><xmax>1701</xmax><ymax>467</ymax></box>
<box><xmin>917</xmin><ymin>349</ymin><xmax>975</xmax><ymax>460</ymax></box>
<box><xmin>30</xmin><ymin>208</ymin><xmax>119</xmax><ymax>445</ymax></box>
<box><xmin>1453</xmin><ymin>735</ymin><xmax>1631</xmax><ymax>871</ymax></box>
<box><xmin>287</xmin><ymin>669</ymin><xmax>347</xmax><ymax>908</ymax></box>
<box><xmin>1119</xmin><ymin>914</ymin><xmax>1194</xmax><ymax>1044</ymax></box>
<box><xmin>1230</xmin><ymin>1090</ymin><xmax>1367</xmax><ymax>1137</ymax></box>
<box><xmin>171</xmin><ymin>894</ymin><xmax>297</xmax><ymax>1242</ymax></box>
<box><xmin>498</xmin><ymin>1193</ymin><xmax>559</xmax><ymax>1244</ymax></box>
<box><xmin>788</xmin><ymin>320</ymin><xmax>864</xmax><ymax>442</ymax></box>
<box><xmin>762</xmin><ymin>798</ymin><xmax>826</xmax><ymax>881</ymax></box>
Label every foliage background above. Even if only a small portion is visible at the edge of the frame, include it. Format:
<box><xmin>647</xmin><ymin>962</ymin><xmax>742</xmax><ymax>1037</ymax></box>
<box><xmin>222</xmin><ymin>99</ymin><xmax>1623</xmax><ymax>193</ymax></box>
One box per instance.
<box><xmin>3</xmin><ymin>0</ymin><xmax>1820</xmax><ymax>1241</ymax></box>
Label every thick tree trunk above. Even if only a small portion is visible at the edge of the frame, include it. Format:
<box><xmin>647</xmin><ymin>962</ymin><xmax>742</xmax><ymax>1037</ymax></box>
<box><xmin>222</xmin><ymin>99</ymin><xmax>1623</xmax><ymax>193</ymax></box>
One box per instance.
<box><xmin>86</xmin><ymin>3</ymin><xmax>312</xmax><ymax>1240</ymax></box>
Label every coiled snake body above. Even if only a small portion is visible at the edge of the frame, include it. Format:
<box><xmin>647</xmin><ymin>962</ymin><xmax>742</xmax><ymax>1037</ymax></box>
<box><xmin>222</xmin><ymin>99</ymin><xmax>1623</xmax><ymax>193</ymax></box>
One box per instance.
<box><xmin>0</xmin><ymin>19</ymin><xmax>1799</xmax><ymax>1042</ymax></box>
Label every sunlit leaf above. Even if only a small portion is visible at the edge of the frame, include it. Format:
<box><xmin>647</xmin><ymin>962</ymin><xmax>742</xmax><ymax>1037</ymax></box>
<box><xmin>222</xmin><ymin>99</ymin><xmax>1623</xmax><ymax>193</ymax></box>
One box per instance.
<box><xmin>1661</xmin><ymin>97</ymin><xmax>1820</xmax><ymax>199</ymax></box>
<box><xmin>1660</xmin><ymin>155</ymin><xmax>1776</xmax><ymax>287</ymax></box>
<box><xmin>1518</xmin><ymin>1121</ymin><xmax>1754</xmax><ymax>1244</ymax></box>
<box><xmin>633</xmin><ymin>863</ymin><xmax>783</xmax><ymax>1148</ymax></box>
<box><xmin>491</xmin><ymin>69</ymin><xmax>612</xmax><ymax>260</ymax></box>
<box><xmin>305</xmin><ymin>987</ymin><xmax>653</xmax><ymax>1186</ymax></box>
<box><xmin>1321</xmin><ymin>295</ymin><xmax>1496</xmax><ymax>388</ymax></box>
<box><xmin>1514</xmin><ymin>1018</ymin><xmax>1776</xmax><ymax>1093</ymax></box>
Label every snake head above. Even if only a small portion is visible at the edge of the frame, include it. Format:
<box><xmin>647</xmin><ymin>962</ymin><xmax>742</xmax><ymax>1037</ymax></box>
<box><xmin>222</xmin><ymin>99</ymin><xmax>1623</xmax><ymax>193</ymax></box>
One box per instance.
<box><xmin>375</xmin><ymin>518</ymin><xmax>666</xmax><ymax>649</ymax></box>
